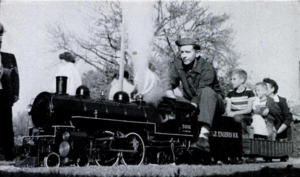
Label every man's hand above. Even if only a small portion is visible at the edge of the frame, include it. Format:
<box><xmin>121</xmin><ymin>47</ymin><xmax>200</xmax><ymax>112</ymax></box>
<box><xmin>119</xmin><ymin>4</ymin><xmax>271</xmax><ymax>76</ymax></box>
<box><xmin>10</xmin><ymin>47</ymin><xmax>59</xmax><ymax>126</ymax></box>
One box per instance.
<box><xmin>165</xmin><ymin>90</ymin><xmax>176</xmax><ymax>99</ymax></box>
<box><xmin>14</xmin><ymin>96</ymin><xmax>19</xmax><ymax>103</ymax></box>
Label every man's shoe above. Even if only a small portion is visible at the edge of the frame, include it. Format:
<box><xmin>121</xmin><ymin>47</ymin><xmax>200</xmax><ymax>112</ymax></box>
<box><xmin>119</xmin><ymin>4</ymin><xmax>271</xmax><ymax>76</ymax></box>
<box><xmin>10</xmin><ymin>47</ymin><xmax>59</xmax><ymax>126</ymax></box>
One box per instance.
<box><xmin>190</xmin><ymin>138</ymin><xmax>210</xmax><ymax>153</ymax></box>
<box><xmin>294</xmin><ymin>119</ymin><xmax>300</xmax><ymax>124</ymax></box>
<box><xmin>5</xmin><ymin>155</ymin><xmax>15</xmax><ymax>162</ymax></box>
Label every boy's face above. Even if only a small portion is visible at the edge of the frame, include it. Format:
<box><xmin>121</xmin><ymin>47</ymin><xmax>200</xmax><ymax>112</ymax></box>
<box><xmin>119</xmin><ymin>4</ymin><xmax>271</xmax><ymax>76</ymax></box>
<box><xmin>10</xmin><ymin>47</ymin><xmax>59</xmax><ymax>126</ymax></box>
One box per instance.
<box><xmin>180</xmin><ymin>45</ymin><xmax>200</xmax><ymax>65</ymax></box>
<box><xmin>230</xmin><ymin>74</ymin><xmax>245</xmax><ymax>89</ymax></box>
<box><xmin>255</xmin><ymin>85</ymin><xmax>267</xmax><ymax>98</ymax></box>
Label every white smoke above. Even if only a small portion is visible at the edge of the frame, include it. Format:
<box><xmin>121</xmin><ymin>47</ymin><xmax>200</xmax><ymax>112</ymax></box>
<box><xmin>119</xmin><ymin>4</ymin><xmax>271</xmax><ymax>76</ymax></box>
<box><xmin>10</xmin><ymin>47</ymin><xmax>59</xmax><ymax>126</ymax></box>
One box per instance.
<box><xmin>122</xmin><ymin>2</ymin><xmax>164</xmax><ymax>105</ymax></box>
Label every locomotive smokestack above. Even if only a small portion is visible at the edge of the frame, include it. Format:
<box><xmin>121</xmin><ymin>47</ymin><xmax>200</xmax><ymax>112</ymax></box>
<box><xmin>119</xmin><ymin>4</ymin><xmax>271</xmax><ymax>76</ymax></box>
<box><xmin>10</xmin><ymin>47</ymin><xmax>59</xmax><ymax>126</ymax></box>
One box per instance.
<box><xmin>56</xmin><ymin>76</ymin><xmax>68</xmax><ymax>95</ymax></box>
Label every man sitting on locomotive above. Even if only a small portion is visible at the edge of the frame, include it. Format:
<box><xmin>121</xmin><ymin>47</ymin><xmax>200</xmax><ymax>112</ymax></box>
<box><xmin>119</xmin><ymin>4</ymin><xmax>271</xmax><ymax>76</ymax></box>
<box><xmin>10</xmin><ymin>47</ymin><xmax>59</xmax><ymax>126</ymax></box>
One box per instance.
<box><xmin>166</xmin><ymin>36</ymin><xmax>224</xmax><ymax>152</ymax></box>
<box><xmin>225</xmin><ymin>69</ymin><xmax>255</xmax><ymax>138</ymax></box>
<box><xmin>263</xmin><ymin>78</ymin><xmax>293</xmax><ymax>140</ymax></box>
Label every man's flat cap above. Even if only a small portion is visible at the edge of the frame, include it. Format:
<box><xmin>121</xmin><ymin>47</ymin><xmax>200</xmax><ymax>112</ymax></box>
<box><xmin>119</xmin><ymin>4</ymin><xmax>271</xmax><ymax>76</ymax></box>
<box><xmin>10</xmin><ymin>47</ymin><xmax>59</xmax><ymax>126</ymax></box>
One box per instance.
<box><xmin>175</xmin><ymin>37</ymin><xmax>200</xmax><ymax>49</ymax></box>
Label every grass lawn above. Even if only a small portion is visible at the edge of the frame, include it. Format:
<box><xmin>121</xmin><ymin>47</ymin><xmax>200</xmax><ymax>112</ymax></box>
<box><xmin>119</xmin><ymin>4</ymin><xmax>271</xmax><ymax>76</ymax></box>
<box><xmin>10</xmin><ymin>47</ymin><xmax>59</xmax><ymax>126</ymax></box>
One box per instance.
<box><xmin>1</xmin><ymin>158</ymin><xmax>300</xmax><ymax>177</ymax></box>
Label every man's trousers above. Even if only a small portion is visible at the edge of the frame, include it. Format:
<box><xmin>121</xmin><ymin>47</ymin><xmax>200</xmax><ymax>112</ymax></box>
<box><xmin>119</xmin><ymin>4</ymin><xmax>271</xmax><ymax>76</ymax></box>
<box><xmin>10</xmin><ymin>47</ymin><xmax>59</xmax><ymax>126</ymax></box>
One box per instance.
<box><xmin>177</xmin><ymin>87</ymin><xmax>225</xmax><ymax>127</ymax></box>
<box><xmin>0</xmin><ymin>90</ymin><xmax>15</xmax><ymax>160</ymax></box>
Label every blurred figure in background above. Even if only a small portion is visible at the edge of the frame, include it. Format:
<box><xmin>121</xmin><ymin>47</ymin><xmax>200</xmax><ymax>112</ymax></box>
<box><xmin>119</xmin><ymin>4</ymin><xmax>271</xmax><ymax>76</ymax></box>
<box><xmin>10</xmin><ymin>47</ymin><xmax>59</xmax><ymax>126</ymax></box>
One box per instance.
<box><xmin>131</xmin><ymin>62</ymin><xmax>164</xmax><ymax>105</ymax></box>
<box><xmin>0</xmin><ymin>23</ymin><xmax>20</xmax><ymax>161</ymax></box>
<box><xmin>54</xmin><ymin>52</ymin><xmax>82</xmax><ymax>95</ymax></box>
<box><xmin>106</xmin><ymin>70</ymin><xmax>134</xmax><ymax>101</ymax></box>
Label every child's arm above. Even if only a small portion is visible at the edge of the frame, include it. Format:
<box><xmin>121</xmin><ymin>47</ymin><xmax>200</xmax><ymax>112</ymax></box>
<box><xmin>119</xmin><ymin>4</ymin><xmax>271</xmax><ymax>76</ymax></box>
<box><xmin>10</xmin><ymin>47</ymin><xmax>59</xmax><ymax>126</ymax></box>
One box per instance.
<box><xmin>225</xmin><ymin>99</ymin><xmax>233</xmax><ymax>116</ymax></box>
<box><xmin>260</xmin><ymin>106</ymin><xmax>269</xmax><ymax>116</ymax></box>
<box><xmin>253</xmin><ymin>99</ymin><xmax>261</xmax><ymax>114</ymax></box>
<box><xmin>266</xmin><ymin>98</ymin><xmax>281</xmax><ymax>117</ymax></box>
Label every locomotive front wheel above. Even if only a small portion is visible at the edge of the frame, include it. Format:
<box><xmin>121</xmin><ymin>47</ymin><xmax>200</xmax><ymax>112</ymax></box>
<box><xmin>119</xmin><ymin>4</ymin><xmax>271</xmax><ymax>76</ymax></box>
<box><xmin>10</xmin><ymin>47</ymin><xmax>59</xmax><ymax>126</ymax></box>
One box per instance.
<box><xmin>76</xmin><ymin>155</ymin><xmax>90</xmax><ymax>167</ymax></box>
<box><xmin>44</xmin><ymin>152</ymin><xmax>60</xmax><ymax>168</ymax></box>
<box><xmin>121</xmin><ymin>132</ymin><xmax>145</xmax><ymax>166</ymax></box>
<box><xmin>94</xmin><ymin>131</ymin><xmax>120</xmax><ymax>166</ymax></box>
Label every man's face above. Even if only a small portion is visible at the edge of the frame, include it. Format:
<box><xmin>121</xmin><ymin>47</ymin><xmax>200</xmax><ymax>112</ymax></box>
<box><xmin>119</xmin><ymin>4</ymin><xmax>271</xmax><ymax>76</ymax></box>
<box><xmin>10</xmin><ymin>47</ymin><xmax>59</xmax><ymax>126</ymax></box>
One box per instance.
<box><xmin>180</xmin><ymin>45</ymin><xmax>199</xmax><ymax>65</ymax></box>
<box><xmin>265</xmin><ymin>83</ymin><xmax>275</xmax><ymax>96</ymax></box>
<box><xmin>230</xmin><ymin>74</ymin><xmax>244</xmax><ymax>89</ymax></box>
<box><xmin>255</xmin><ymin>85</ymin><xmax>267</xmax><ymax>98</ymax></box>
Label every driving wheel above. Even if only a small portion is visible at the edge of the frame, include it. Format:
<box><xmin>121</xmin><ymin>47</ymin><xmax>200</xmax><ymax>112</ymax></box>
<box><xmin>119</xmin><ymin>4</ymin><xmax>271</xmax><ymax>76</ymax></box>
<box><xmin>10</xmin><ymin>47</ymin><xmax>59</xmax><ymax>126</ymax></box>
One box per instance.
<box><xmin>121</xmin><ymin>132</ymin><xmax>145</xmax><ymax>166</ymax></box>
<box><xmin>94</xmin><ymin>131</ymin><xmax>120</xmax><ymax>166</ymax></box>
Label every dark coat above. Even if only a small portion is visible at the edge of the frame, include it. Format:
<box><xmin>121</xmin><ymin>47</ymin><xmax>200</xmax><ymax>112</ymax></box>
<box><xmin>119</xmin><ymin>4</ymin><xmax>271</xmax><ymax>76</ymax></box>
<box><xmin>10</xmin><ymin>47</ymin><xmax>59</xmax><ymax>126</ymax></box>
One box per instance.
<box><xmin>275</xmin><ymin>96</ymin><xmax>293</xmax><ymax>139</ymax></box>
<box><xmin>265</xmin><ymin>95</ymin><xmax>293</xmax><ymax>139</ymax></box>
<box><xmin>276</xmin><ymin>96</ymin><xmax>293</xmax><ymax>128</ymax></box>
<box><xmin>265</xmin><ymin>96</ymin><xmax>281</xmax><ymax>121</ymax></box>
<box><xmin>0</xmin><ymin>52</ymin><xmax>19</xmax><ymax>106</ymax></box>
<box><xmin>168</xmin><ymin>57</ymin><xmax>223</xmax><ymax>105</ymax></box>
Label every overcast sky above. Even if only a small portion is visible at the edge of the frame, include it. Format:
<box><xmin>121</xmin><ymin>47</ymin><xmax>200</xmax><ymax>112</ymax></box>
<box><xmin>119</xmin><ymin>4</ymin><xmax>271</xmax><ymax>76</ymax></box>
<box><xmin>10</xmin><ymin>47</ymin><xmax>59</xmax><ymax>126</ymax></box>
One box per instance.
<box><xmin>0</xmin><ymin>0</ymin><xmax>300</xmax><ymax>116</ymax></box>
<box><xmin>203</xmin><ymin>0</ymin><xmax>300</xmax><ymax>98</ymax></box>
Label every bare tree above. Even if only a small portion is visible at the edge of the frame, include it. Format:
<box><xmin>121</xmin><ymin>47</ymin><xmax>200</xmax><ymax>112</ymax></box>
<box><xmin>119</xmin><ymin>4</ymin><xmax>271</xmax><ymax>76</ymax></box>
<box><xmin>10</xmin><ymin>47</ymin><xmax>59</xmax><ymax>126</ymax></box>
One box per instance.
<box><xmin>48</xmin><ymin>1</ymin><xmax>239</xmax><ymax>97</ymax></box>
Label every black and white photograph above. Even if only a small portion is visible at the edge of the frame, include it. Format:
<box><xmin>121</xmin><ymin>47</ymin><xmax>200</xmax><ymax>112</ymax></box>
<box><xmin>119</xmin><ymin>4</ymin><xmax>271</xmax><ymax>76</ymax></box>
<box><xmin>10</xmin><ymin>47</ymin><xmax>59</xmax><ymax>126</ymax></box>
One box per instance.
<box><xmin>0</xmin><ymin>0</ymin><xmax>300</xmax><ymax>176</ymax></box>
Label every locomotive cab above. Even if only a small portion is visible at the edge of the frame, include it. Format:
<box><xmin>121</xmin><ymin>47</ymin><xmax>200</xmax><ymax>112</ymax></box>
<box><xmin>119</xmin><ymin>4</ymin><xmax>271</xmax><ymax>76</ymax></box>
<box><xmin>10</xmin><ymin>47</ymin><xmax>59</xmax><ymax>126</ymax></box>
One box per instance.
<box><xmin>153</xmin><ymin>97</ymin><xmax>196</xmax><ymax>135</ymax></box>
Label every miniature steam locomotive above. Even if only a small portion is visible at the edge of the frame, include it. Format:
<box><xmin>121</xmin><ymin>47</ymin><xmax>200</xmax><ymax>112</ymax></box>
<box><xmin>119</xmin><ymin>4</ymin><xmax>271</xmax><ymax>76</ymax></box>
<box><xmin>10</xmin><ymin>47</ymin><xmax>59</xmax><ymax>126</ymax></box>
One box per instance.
<box><xmin>15</xmin><ymin>77</ymin><xmax>293</xmax><ymax>167</ymax></box>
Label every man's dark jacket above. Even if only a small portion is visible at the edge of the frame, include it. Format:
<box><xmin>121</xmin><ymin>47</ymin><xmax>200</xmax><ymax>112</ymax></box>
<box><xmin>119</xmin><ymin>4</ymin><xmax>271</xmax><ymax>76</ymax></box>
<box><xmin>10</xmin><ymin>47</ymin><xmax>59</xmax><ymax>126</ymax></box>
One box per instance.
<box><xmin>264</xmin><ymin>96</ymin><xmax>281</xmax><ymax>125</ymax></box>
<box><xmin>1</xmin><ymin>52</ymin><xmax>19</xmax><ymax>106</ymax></box>
<box><xmin>168</xmin><ymin>57</ymin><xmax>223</xmax><ymax>105</ymax></box>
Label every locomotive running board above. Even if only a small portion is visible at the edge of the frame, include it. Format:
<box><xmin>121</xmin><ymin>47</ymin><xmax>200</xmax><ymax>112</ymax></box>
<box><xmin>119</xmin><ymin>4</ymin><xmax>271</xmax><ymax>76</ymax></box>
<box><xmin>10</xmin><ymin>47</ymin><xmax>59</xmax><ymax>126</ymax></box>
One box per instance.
<box><xmin>110</xmin><ymin>149</ymin><xmax>138</xmax><ymax>153</ymax></box>
<box><xmin>71</xmin><ymin>116</ymin><xmax>193</xmax><ymax>138</ymax></box>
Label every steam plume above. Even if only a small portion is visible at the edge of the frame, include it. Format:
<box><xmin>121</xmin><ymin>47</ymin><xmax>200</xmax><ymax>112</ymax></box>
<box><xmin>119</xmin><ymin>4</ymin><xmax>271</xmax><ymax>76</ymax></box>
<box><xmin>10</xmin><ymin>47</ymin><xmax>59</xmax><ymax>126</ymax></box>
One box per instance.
<box><xmin>122</xmin><ymin>2</ymin><xmax>164</xmax><ymax>104</ymax></box>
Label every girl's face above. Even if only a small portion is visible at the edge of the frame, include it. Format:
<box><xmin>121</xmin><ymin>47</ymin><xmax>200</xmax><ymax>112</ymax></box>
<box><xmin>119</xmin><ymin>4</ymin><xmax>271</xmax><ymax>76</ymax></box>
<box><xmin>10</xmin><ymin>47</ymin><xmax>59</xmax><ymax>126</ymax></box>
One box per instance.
<box><xmin>266</xmin><ymin>83</ymin><xmax>275</xmax><ymax>96</ymax></box>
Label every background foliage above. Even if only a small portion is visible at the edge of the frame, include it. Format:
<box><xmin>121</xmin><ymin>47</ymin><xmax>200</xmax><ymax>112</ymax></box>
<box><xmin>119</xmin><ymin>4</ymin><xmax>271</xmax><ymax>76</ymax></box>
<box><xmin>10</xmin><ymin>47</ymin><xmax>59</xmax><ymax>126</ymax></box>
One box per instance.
<box><xmin>48</xmin><ymin>1</ymin><xmax>239</xmax><ymax>98</ymax></box>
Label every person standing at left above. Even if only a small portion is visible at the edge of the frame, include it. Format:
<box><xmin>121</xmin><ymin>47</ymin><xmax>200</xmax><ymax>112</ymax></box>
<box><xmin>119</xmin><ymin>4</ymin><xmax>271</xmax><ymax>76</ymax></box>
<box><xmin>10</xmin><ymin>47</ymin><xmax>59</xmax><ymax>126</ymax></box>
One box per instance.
<box><xmin>0</xmin><ymin>23</ymin><xmax>20</xmax><ymax>161</ymax></box>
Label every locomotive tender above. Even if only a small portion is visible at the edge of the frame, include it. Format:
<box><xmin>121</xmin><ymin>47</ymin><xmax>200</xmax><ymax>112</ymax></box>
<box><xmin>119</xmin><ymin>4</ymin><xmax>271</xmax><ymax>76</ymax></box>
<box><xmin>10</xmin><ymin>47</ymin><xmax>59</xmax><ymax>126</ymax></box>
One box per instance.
<box><xmin>16</xmin><ymin>77</ymin><xmax>293</xmax><ymax>167</ymax></box>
